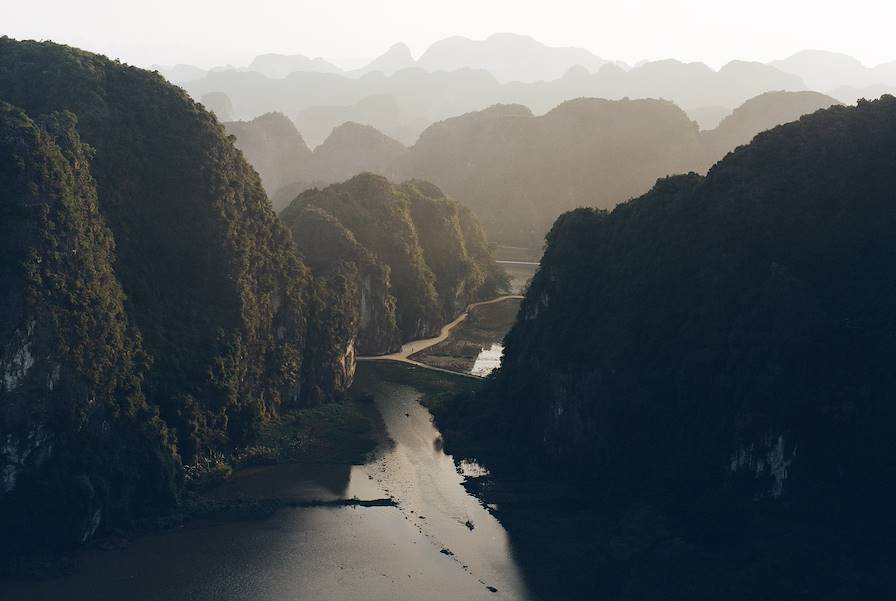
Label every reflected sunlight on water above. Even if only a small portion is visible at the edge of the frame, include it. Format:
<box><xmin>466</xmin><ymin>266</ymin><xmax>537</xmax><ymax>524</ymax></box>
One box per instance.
<box><xmin>471</xmin><ymin>343</ymin><xmax>504</xmax><ymax>377</ymax></box>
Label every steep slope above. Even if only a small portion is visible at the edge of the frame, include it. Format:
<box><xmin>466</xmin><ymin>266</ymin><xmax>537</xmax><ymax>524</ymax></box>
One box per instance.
<box><xmin>771</xmin><ymin>50</ymin><xmax>876</xmax><ymax>91</ymax></box>
<box><xmin>0</xmin><ymin>38</ymin><xmax>353</xmax><ymax>468</ymax></box>
<box><xmin>223</xmin><ymin>112</ymin><xmax>313</xmax><ymax>194</ymax></box>
<box><xmin>248</xmin><ymin>53</ymin><xmax>343</xmax><ymax>78</ymax></box>
<box><xmin>226</xmin><ymin>91</ymin><xmax>849</xmax><ymax>251</ymax></box>
<box><xmin>401</xmin><ymin>180</ymin><xmax>484</xmax><ymax>319</ymax></box>
<box><xmin>284</xmin><ymin>174</ymin><xmax>507</xmax><ymax>343</ymax></box>
<box><xmin>270</xmin><ymin>180</ymin><xmax>332</xmax><ymax>213</ymax></box>
<box><xmin>702</xmin><ymin>90</ymin><xmax>840</xmax><ymax>158</ymax></box>
<box><xmin>285</xmin><ymin>175</ymin><xmax>441</xmax><ymax>340</ymax></box>
<box><xmin>0</xmin><ymin>104</ymin><xmax>178</xmax><ymax>549</ymax></box>
<box><xmin>311</xmin><ymin>121</ymin><xmax>407</xmax><ymax>182</ymax></box>
<box><xmin>200</xmin><ymin>91</ymin><xmax>234</xmax><ymax>121</ymax></box>
<box><xmin>183</xmin><ymin>53</ymin><xmax>804</xmax><ymax>147</ymax></box>
<box><xmin>418</xmin><ymin>33</ymin><xmax>607</xmax><ymax>82</ymax></box>
<box><xmin>402</xmin><ymin>98</ymin><xmax>703</xmax><ymax>246</ymax></box>
<box><xmin>295</xmin><ymin>93</ymin><xmax>403</xmax><ymax>148</ymax></box>
<box><xmin>279</xmin><ymin>205</ymin><xmax>401</xmax><ymax>355</ymax></box>
<box><xmin>489</xmin><ymin>96</ymin><xmax>896</xmax><ymax>519</ymax></box>
<box><xmin>357</xmin><ymin>43</ymin><xmax>416</xmax><ymax>76</ymax></box>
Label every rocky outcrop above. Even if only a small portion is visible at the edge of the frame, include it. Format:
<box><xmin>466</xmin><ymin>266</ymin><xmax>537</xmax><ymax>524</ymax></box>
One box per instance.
<box><xmin>403</xmin><ymin>180</ymin><xmax>483</xmax><ymax>320</ymax></box>
<box><xmin>0</xmin><ymin>104</ymin><xmax>177</xmax><ymax>548</ymax></box>
<box><xmin>280</xmin><ymin>205</ymin><xmax>401</xmax><ymax>355</ymax></box>
<box><xmin>0</xmin><ymin>38</ymin><xmax>361</xmax><ymax>549</ymax></box>
<box><xmin>286</xmin><ymin>174</ymin><xmax>442</xmax><ymax>341</ymax></box>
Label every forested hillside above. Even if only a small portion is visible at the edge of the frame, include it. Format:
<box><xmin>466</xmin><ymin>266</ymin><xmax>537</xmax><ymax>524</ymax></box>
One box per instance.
<box><xmin>227</xmin><ymin>93</ymin><xmax>839</xmax><ymax>248</ymax></box>
<box><xmin>487</xmin><ymin>94</ymin><xmax>896</xmax><ymax>539</ymax></box>
<box><xmin>0</xmin><ymin>38</ymin><xmax>357</xmax><ymax>548</ymax></box>
<box><xmin>280</xmin><ymin>174</ymin><xmax>508</xmax><ymax>347</ymax></box>
<box><xmin>466</xmin><ymin>95</ymin><xmax>896</xmax><ymax>598</ymax></box>
<box><xmin>0</xmin><ymin>103</ymin><xmax>178</xmax><ymax>547</ymax></box>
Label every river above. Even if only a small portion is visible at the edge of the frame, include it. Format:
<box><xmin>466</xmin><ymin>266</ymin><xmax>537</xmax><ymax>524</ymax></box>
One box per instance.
<box><xmin>8</xmin><ymin>366</ymin><xmax>531</xmax><ymax>601</ymax></box>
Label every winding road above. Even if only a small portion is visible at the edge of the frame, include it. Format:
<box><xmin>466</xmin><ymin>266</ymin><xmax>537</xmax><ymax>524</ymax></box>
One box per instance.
<box><xmin>357</xmin><ymin>295</ymin><xmax>523</xmax><ymax>378</ymax></box>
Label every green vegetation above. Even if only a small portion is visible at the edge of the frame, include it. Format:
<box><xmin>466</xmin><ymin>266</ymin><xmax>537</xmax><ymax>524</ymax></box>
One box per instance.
<box><xmin>471</xmin><ymin>95</ymin><xmax>896</xmax><ymax>599</ymax></box>
<box><xmin>0</xmin><ymin>38</ymin><xmax>361</xmax><ymax>552</ymax></box>
<box><xmin>281</xmin><ymin>173</ymin><xmax>509</xmax><ymax>347</ymax></box>
<box><xmin>237</xmin><ymin>93</ymin><xmax>841</xmax><ymax>253</ymax></box>
<box><xmin>411</xmin><ymin>298</ymin><xmax>520</xmax><ymax>373</ymax></box>
<box><xmin>184</xmin><ymin>399</ymin><xmax>381</xmax><ymax>488</ymax></box>
<box><xmin>280</xmin><ymin>205</ymin><xmax>401</xmax><ymax>355</ymax></box>
<box><xmin>0</xmin><ymin>103</ymin><xmax>178</xmax><ymax>548</ymax></box>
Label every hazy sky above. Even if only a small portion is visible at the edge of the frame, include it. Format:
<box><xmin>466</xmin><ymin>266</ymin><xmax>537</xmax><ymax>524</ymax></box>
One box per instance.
<box><xmin>5</xmin><ymin>0</ymin><xmax>895</xmax><ymax>69</ymax></box>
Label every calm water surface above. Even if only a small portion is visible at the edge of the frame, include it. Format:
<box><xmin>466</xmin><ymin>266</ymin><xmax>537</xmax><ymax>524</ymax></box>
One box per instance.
<box><xmin>8</xmin><ymin>371</ymin><xmax>531</xmax><ymax>601</ymax></box>
<box><xmin>471</xmin><ymin>343</ymin><xmax>504</xmax><ymax>377</ymax></box>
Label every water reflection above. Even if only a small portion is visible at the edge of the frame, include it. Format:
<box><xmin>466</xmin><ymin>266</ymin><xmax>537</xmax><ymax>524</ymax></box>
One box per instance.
<box><xmin>206</xmin><ymin>462</ymin><xmax>381</xmax><ymax>502</ymax></box>
<box><xmin>6</xmin><ymin>368</ymin><xmax>532</xmax><ymax>600</ymax></box>
<box><xmin>471</xmin><ymin>343</ymin><xmax>504</xmax><ymax>377</ymax></box>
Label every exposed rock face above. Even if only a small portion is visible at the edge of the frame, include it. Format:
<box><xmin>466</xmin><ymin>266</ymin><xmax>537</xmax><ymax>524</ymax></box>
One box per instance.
<box><xmin>286</xmin><ymin>174</ymin><xmax>442</xmax><ymax>341</ymax></box>
<box><xmin>280</xmin><ymin>205</ymin><xmax>401</xmax><ymax>356</ymax></box>
<box><xmin>0</xmin><ymin>38</ymin><xmax>361</xmax><ymax>549</ymax></box>
<box><xmin>0</xmin><ymin>104</ymin><xmax>177</xmax><ymax>548</ymax></box>
<box><xmin>488</xmin><ymin>97</ymin><xmax>896</xmax><ymax>513</ymax></box>
<box><xmin>403</xmin><ymin>180</ymin><xmax>483</xmax><ymax>320</ymax></box>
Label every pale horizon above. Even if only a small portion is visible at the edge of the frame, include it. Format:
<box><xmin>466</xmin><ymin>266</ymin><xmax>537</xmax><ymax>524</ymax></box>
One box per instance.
<box><xmin>5</xmin><ymin>0</ymin><xmax>896</xmax><ymax>71</ymax></box>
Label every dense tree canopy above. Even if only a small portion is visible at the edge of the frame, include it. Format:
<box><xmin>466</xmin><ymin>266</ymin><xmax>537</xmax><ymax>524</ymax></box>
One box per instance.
<box><xmin>0</xmin><ymin>38</ymin><xmax>359</xmax><ymax>549</ymax></box>
<box><xmin>489</xmin><ymin>96</ymin><xmax>896</xmax><ymax>513</ymax></box>
<box><xmin>282</xmin><ymin>174</ymin><xmax>508</xmax><ymax>345</ymax></box>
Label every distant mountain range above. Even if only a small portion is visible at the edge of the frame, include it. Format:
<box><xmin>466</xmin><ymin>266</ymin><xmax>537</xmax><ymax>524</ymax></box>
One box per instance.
<box><xmin>192</xmin><ymin>58</ymin><xmax>808</xmax><ymax>147</ymax></box>
<box><xmin>154</xmin><ymin>34</ymin><xmax>895</xmax><ymax>104</ymax></box>
<box><xmin>226</xmin><ymin>90</ymin><xmax>840</xmax><ymax>247</ymax></box>
<box><xmin>167</xmin><ymin>35</ymin><xmax>893</xmax><ymax>148</ymax></box>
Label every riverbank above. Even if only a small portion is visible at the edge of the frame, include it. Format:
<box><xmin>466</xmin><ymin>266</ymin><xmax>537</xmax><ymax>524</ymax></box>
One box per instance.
<box><xmin>3</xmin><ymin>361</ymin><xmax>531</xmax><ymax>600</ymax></box>
<box><xmin>410</xmin><ymin>298</ymin><xmax>521</xmax><ymax>374</ymax></box>
<box><xmin>3</xmin><ymin>288</ymin><xmax>525</xmax><ymax>594</ymax></box>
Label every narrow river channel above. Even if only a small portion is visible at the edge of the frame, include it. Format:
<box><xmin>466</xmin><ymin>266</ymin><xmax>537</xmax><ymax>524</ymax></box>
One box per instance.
<box><xmin>8</xmin><ymin>365</ymin><xmax>531</xmax><ymax>601</ymax></box>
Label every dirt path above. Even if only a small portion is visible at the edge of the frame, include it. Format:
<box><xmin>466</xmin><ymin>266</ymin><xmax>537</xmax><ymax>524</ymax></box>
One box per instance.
<box><xmin>357</xmin><ymin>295</ymin><xmax>523</xmax><ymax>378</ymax></box>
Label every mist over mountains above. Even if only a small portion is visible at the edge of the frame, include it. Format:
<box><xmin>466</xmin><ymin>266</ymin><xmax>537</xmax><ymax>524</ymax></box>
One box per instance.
<box><xmin>169</xmin><ymin>34</ymin><xmax>894</xmax><ymax>149</ymax></box>
<box><xmin>226</xmin><ymin>90</ymin><xmax>840</xmax><ymax>246</ymax></box>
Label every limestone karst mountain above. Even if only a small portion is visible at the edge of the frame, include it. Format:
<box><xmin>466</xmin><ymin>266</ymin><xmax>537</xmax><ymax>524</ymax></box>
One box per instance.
<box><xmin>417</xmin><ymin>33</ymin><xmax>608</xmax><ymax>83</ymax></box>
<box><xmin>281</xmin><ymin>174</ymin><xmax>507</xmax><ymax>344</ymax></box>
<box><xmin>224</xmin><ymin>112</ymin><xmax>314</xmax><ymax>194</ymax></box>
<box><xmin>770</xmin><ymin>50</ymin><xmax>894</xmax><ymax>92</ymax></box>
<box><xmin>0</xmin><ymin>38</ymin><xmax>360</xmax><ymax>548</ymax></box>
<box><xmin>702</xmin><ymin>90</ymin><xmax>840</xmax><ymax>157</ymax></box>
<box><xmin>485</xmin><ymin>93</ymin><xmax>896</xmax><ymax>576</ymax></box>
<box><xmin>295</xmin><ymin>93</ymin><xmax>403</xmax><ymax>147</ymax></box>
<box><xmin>200</xmin><ymin>91</ymin><xmax>235</xmax><ymax>121</ymax></box>
<box><xmin>227</xmin><ymin>91</ymin><xmax>853</xmax><ymax>249</ymax></box>
<box><xmin>356</xmin><ymin>42</ymin><xmax>416</xmax><ymax>76</ymax></box>
<box><xmin>248</xmin><ymin>53</ymin><xmax>343</xmax><ymax>78</ymax></box>
<box><xmin>311</xmin><ymin>121</ymin><xmax>407</xmax><ymax>182</ymax></box>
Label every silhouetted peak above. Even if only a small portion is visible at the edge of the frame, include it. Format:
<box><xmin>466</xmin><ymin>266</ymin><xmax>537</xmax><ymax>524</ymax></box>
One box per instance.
<box><xmin>360</xmin><ymin>42</ymin><xmax>416</xmax><ymax>75</ymax></box>
<box><xmin>320</xmin><ymin>121</ymin><xmax>406</xmax><ymax>150</ymax></box>
<box><xmin>562</xmin><ymin>64</ymin><xmax>591</xmax><ymax>80</ymax></box>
